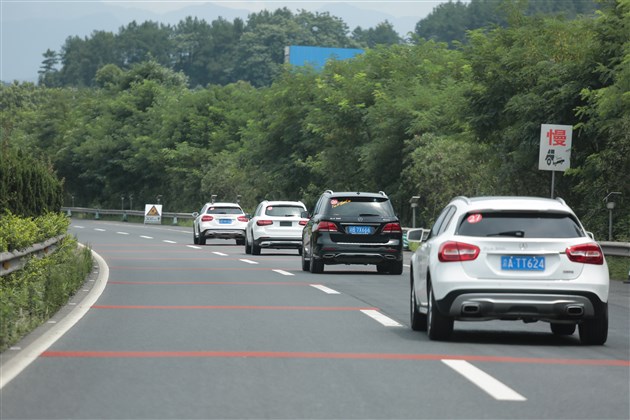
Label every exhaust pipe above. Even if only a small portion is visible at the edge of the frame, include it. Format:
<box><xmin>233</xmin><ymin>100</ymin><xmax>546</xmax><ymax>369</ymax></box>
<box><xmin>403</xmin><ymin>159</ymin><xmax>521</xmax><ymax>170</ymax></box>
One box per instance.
<box><xmin>461</xmin><ymin>303</ymin><xmax>481</xmax><ymax>315</ymax></box>
<box><xmin>566</xmin><ymin>305</ymin><xmax>584</xmax><ymax>316</ymax></box>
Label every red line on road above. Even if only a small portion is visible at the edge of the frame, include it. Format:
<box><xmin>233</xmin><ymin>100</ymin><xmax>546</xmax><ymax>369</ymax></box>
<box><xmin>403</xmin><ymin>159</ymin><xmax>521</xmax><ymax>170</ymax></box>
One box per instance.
<box><xmin>108</xmin><ymin>281</ymin><xmax>306</xmax><ymax>285</ymax></box>
<box><xmin>92</xmin><ymin>305</ymin><xmax>376</xmax><ymax>311</ymax></box>
<box><xmin>39</xmin><ymin>350</ymin><xmax>630</xmax><ymax>366</ymax></box>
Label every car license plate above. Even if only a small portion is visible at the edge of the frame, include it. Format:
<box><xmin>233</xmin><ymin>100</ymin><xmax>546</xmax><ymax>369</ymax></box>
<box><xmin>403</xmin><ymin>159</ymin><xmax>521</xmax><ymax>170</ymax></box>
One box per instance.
<box><xmin>501</xmin><ymin>256</ymin><xmax>545</xmax><ymax>271</ymax></box>
<box><xmin>347</xmin><ymin>225</ymin><xmax>373</xmax><ymax>235</ymax></box>
<box><xmin>280</xmin><ymin>221</ymin><xmax>292</xmax><ymax>227</ymax></box>
<box><xmin>219</xmin><ymin>218</ymin><xmax>232</xmax><ymax>224</ymax></box>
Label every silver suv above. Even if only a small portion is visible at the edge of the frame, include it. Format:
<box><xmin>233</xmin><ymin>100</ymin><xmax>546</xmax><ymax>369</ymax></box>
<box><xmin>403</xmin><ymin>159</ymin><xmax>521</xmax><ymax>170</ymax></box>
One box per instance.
<box><xmin>410</xmin><ymin>196</ymin><xmax>609</xmax><ymax>344</ymax></box>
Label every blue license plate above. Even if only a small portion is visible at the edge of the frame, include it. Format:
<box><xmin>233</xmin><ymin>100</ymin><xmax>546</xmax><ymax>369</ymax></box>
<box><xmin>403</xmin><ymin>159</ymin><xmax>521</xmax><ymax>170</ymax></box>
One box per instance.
<box><xmin>347</xmin><ymin>225</ymin><xmax>373</xmax><ymax>235</ymax></box>
<box><xmin>219</xmin><ymin>218</ymin><xmax>232</xmax><ymax>224</ymax></box>
<box><xmin>501</xmin><ymin>256</ymin><xmax>545</xmax><ymax>271</ymax></box>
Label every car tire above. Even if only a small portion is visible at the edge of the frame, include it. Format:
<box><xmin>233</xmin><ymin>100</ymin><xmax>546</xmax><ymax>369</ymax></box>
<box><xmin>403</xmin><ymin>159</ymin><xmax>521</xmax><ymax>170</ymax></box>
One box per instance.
<box><xmin>389</xmin><ymin>260</ymin><xmax>403</xmax><ymax>275</ymax></box>
<box><xmin>199</xmin><ymin>235</ymin><xmax>206</xmax><ymax>245</ymax></box>
<box><xmin>550</xmin><ymin>323</ymin><xmax>576</xmax><ymax>336</ymax></box>
<box><xmin>301</xmin><ymin>248</ymin><xmax>310</xmax><ymax>271</ymax></box>
<box><xmin>297</xmin><ymin>246</ymin><xmax>303</xmax><ymax>256</ymax></box>
<box><xmin>252</xmin><ymin>240</ymin><xmax>261</xmax><ymax>255</ymax></box>
<box><xmin>193</xmin><ymin>229</ymin><xmax>199</xmax><ymax>245</ymax></box>
<box><xmin>578</xmin><ymin>304</ymin><xmax>608</xmax><ymax>345</ymax></box>
<box><xmin>245</xmin><ymin>235</ymin><xmax>252</xmax><ymax>254</ymax></box>
<box><xmin>376</xmin><ymin>263</ymin><xmax>388</xmax><ymax>274</ymax></box>
<box><xmin>310</xmin><ymin>257</ymin><xmax>324</xmax><ymax>273</ymax></box>
<box><xmin>236</xmin><ymin>238</ymin><xmax>245</xmax><ymax>246</ymax></box>
<box><xmin>410</xmin><ymin>277</ymin><xmax>427</xmax><ymax>331</ymax></box>
<box><xmin>427</xmin><ymin>282</ymin><xmax>453</xmax><ymax>340</ymax></box>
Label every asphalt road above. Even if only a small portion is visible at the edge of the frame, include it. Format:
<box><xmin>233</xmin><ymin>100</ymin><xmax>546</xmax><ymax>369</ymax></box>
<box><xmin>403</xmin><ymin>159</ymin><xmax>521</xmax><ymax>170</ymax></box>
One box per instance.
<box><xmin>1</xmin><ymin>220</ymin><xmax>629</xmax><ymax>419</ymax></box>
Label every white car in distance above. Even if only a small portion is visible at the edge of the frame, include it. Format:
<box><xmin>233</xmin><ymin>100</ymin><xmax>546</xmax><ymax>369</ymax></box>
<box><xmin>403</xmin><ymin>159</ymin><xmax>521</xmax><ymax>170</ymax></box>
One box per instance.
<box><xmin>192</xmin><ymin>202</ymin><xmax>249</xmax><ymax>245</ymax></box>
<box><xmin>245</xmin><ymin>200</ymin><xmax>308</xmax><ymax>255</ymax></box>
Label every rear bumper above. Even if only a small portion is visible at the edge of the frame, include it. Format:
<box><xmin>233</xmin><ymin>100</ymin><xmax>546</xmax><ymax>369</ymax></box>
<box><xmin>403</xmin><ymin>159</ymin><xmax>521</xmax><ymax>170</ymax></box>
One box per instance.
<box><xmin>313</xmin><ymin>242</ymin><xmax>402</xmax><ymax>265</ymax></box>
<box><xmin>202</xmin><ymin>229</ymin><xmax>245</xmax><ymax>239</ymax></box>
<box><xmin>257</xmin><ymin>237</ymin><xmax>302</xmax><ymax>249</ymax></box>
<box><xmin>436</xmin><ymin>289</ymin><xmax>607</xmax><ymax>322</ymax></box>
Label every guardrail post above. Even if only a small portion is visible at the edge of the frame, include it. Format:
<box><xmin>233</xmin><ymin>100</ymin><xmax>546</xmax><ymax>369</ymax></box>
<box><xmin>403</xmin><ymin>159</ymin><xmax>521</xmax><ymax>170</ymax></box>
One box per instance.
<box><xmin>122</xmin><ymin>212</ymin><xmax>128</xmax><ymax>222</ymax></box>
<box><xmin>95</xmin><ymin>210</ymin><xmax>100</xmax><ymax>220</ymax></box>
<box><xmin>172</xmin><ymin>216</ymin><xmax>178</xmax><ymax>225</ymax></box>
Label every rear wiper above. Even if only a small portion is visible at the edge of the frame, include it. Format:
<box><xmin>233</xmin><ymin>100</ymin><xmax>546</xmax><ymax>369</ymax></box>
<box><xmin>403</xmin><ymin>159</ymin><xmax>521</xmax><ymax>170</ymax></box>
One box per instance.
<box><xmin>487</xmin><ymin>230</ymin><xmax>525</xmax><ymax>237</ymax></box>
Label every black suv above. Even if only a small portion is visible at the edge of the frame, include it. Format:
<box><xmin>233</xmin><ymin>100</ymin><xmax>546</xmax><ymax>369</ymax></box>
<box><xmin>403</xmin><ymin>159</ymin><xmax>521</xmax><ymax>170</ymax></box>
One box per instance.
<box><xmin>301</xmin><ymin>190</ymin><xmax>403</xmax><ymax>274</ymax></box>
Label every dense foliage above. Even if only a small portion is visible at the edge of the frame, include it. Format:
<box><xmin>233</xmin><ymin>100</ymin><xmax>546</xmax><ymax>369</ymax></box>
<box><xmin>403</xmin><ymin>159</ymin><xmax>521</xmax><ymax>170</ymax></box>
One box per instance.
<box><xmin>0</xmin><ymin>141</ymin><xmax>64</xmax><ymax>218</ymax></box>
<box><xmin>1</xmin><ymin>0</ymin><xmax>628</xmax><ymax>242</ymax></box>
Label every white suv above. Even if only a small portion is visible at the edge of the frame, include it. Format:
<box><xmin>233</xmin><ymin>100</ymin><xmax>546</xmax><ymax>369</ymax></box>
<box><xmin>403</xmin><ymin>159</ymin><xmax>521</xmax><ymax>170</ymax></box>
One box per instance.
<box><xmin>192</xmin><ymin>202</ymin><xmax>249</xmax><ymax>245</ymax></box>
<box><xmin>410</xmin><ymin>196</ymin><xmax>609</xmax><ymax>345</ymax></box>
<box><xmin>245</xmin><ymin>200</ymin><xmax>308</xmax><ymax>255</ymax></box>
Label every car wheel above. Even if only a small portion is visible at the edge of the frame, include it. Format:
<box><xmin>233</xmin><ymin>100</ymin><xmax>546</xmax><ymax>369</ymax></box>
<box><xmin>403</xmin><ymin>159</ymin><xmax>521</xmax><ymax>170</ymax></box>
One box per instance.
<box><xmin>309</xmin><ymin>243</ymin><xmax>324</xmax><ymax>274</ymax></box>
<box><xmin>410</xmin><ymin>278</ymin><xmax>427</xmax><ymax>331</ymax></box>
<box><xmin>389</xmin><ymin>260</ymin><xmax>403</xmax><ymax>275</ymax></box>
<box><xmin>578</xmin><ymin>304</ymin><xmax>608</xmax><ymax>345</ymax></box>
<box><xmin>193</xmin><ymin>229</ymin><xmax>199</xmax><ymax>245</ymax></box>
<box><xmin>252</xmin><ymin>240</ymin><xmax>261</xmax><ymax>255</ymax></box>
<box><xmin>550</xmin><ymin>323</ymin><xmax>576</xmax><ymax>336</ymax></box>
<box><xmin>301</xmin><ymin>247</ymin><xmax>310</xmax><ymax>271</ymax></box>
<box><xmin>198</xmin><ymin>234</ymin><xmax>206</xmax><ymax>245</ymax></box>
<box><xmin>376</xmin><ymin>263</ymin><xmax>388</xmax><ymax>274</ymax></box>
<box><xmin>297</xmin><ymin>246</ymin><xmax>303</xmax><ymax>256</ymax></box>
<box><xmin>245</xmin><ymin>234</ymin><xmax>252</xmax><ymax>254</ymax></box>
<box><xmin>236</xmin><ymin>238</ymin><xmax>245</xmax><ymax>246</ymax></box>
<box><xmin>427</xmin><ymin>282</ymin><xmax>453</xmax><ymax>340</ymax></box>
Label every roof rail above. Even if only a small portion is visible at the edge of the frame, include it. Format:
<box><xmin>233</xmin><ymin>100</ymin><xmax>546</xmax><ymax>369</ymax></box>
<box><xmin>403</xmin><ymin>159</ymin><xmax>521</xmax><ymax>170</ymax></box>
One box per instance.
<box><xmin>555</xmin><ymin>197</ymin><xmax>566</xmax><ymax>205</ymax></box>
<box><xmin>325</xmin><ymin>189</ymin><xmax>333</xmax><ymax>194</ymax></box>
<box><xmin>452</xmin><ymin>196</ymin><xmax>470</xmax><ymax>204</ymax></box>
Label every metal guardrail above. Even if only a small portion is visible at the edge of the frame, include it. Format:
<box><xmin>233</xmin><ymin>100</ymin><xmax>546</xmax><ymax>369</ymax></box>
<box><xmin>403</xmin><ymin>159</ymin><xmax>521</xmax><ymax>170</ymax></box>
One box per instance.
<box><xmin>599</xmin><ymin>241</ymin><xmax>630</xmax><ymax>257</ymax></box>
<box><xmin>0</xmin><ymin>235</ymin><xmax>65</xmax><ymax>277</ymax></box>
<box><xmin>60</xmin><ymin>207</ymin><xmax>194</xmax><ymax>222</ymax></box>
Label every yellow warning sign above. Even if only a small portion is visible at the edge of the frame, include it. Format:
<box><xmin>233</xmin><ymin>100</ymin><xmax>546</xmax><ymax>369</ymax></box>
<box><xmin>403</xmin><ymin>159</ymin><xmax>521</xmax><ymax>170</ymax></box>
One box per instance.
<box><xmin>144</xmin><ymin>204</ymin><xmax>163</xmax><ymax>224</ymax></box>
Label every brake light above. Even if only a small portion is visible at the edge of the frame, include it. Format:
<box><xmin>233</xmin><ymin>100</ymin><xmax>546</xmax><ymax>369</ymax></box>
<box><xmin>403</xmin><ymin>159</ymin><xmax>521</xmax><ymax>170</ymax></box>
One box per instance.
<box><xmin>201</xmin><ymin>215</ymin><xmax>214</xmax><ymax>222</ymax></box>
<box><xmin>299</xmin><ymin>220</ymin><xmax>308</xmax><ymax>226</ymax></box>
<box><xmin>438</xmin><ymin>241</ymin><xmax>480</xmax><ymax>262</ymax></box>
<box><xmin>256</xmin><ymin>219</ymin><xmax>273</xmax><ymax>226</ymax></box>
<box><xmin>382</xmin><ymin>222</ymin><xmax>402</xmax><ymax>233</ymax></box>
<box><xmin>566</xmin><ymin>243</ymin><xmax>604</xmax><ymax>265</ymax></box>
<box><xmin>237</xmin><ymin>216</ymin><xmax>249</xmax><ymax>222</ymax></box>
<box><xmin>315</xmin><ymin>221</ymin><xmax>338</xmax><ymax>232</ymax></box>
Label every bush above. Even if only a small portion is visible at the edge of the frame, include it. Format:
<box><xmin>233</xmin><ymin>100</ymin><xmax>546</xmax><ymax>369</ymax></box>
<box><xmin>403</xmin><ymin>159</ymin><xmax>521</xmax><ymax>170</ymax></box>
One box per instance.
<box><xmin>0</xmin><ymin>211</ymin><xmax>69</xmax><ymax>252</ymax></box>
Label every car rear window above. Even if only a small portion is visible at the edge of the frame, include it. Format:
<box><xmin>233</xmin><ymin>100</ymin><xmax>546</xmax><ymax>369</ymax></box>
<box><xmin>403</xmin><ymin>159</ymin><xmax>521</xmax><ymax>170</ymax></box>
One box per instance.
<box><xmin>265</xmin><ymin>205</ymin><xmax>304</xmax><ymax>217</ymax></box>
<box><xmin>206</xmin><ymin>207</ymin><xmax>243</xmax><ymax>215</ymax></box>
<box><xmin>457</xmin><ymin>212</ymin><xmax>584</xmax><ymax>238</ymax></box>
<box><xmin>325</xmin><ymin>197</ymin><xmax>395</xmax><ymax>217</ymax></box>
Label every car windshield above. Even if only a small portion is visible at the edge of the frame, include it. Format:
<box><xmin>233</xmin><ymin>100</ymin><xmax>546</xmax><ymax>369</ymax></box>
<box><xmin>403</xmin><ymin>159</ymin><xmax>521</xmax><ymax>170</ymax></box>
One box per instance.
<box><xmin>265</xmin><ymin>205</ymin><xmax>304</xmax><ymax>217</ymax></box>
<box><xmin>325</xmin><ymin>197</ymin><xmax>394</xmax><ymax>217</ymax></box>
<box><xmin>206</xmin><ymin>207</ymin><xmax>242</xmax><ymax>215</ymax></box>
<box><xmin>457</xmin><ymin>211</ymin><xmax>584</xmax><ymax>238</ymax></box>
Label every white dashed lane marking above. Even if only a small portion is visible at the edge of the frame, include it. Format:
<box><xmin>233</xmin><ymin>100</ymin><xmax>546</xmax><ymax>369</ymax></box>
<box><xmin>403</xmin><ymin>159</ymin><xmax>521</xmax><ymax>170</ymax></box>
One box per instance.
<box><xmin>272</xmin><ymin>269</ymin><xmax>294</xmax><ymax>276</ymax></box>
<box><xmin>213</xmin><ymin>252</ymin><xmax>228</xmax><ymax>256</ymax></box>
<box><xmin>360</xmin><ymin>310</ymin><xmax>403</xmax><ymax>327</ymax></box>
<box><xmin>310</xmin><ymin>284</ymin><xmax>340</xmax><ymax>294</ymax></box>
<box><xmin>140</xmin><ymin>236</ymin><xmax>153</xmax><ymax>239</ymax></box>
<box><xmin>240</xmin><ymin>259</ymin><xmax>258</xmax><ymax>264</ymax></box>
<box><xmin>163</xmin><ymin>240</ymin><xmax>176</xmax><ymax>244</ymax></box>
<box><xmin>116</xmin><ymin>232</ymin><xmax>129</xmax><ymax>235</ymax></box>
<box><xmin>442</xmin><ymin>359</ymin><xmax>527</xmax><ymax>401</ymax></box>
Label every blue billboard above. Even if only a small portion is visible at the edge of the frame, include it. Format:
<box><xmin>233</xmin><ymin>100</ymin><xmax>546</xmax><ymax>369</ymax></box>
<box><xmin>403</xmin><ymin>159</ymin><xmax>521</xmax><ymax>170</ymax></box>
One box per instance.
<box><xmin>284</xmin><ymin>46</ymin><xmax>365</xmax><ymax>70</ymax></box>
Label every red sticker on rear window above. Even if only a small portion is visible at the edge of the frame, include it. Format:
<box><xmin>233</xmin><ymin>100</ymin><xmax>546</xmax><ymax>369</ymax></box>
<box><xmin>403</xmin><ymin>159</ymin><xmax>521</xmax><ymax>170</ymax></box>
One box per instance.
<box><xmin>467</xmin><ymin>214</ymin><xmax>482</xmax><ymax>224</ymax></box>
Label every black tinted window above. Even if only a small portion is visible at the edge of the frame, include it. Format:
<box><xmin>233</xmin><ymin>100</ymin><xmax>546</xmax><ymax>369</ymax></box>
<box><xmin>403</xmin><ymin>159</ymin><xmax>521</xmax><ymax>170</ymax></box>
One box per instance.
<box><xmin>457</xmin><ymin>212</ymin><xmax>584</xmax><ymax>238</ymax></box>
<box><xmin>265</xmin><ymin>205</ymin><xmax>304</xmax><ymax>217</ymax></box>
<box><xmin>325</xmin><ymin>197</ymin><xmax>394</xmax><ymax>217</ymax></box>
<box><xmin>206</xmin><ymin>207</ymin><xmax>243</xmax><ymax>215</ymax></box>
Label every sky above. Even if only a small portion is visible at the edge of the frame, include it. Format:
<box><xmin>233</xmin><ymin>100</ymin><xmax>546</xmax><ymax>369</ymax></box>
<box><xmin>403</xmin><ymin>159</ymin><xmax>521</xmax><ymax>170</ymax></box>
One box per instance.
<box><xmin>1</xmin><ymin>0</ymin><xmax>458</xmax><ymax>82</ymax></box>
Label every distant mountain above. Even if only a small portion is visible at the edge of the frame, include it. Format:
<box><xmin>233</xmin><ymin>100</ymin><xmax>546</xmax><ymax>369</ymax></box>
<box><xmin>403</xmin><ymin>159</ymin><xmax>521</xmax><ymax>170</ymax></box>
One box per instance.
<box><xmin>0</xmin><ymin>1</ymin><xmax>425</xmax><ymax>83</ymax></box>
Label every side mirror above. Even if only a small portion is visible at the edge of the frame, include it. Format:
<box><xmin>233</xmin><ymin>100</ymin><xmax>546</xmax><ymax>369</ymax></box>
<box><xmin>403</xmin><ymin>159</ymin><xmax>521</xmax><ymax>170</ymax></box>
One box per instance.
<box><xmin>192</xmin><ymin>212</ymin><xmax>199</xmax><ymax>218</ymax></box>
<box><xmin>300</xmin><ymin>210</ymin><xmax>310</xmax><ymax>219</ymax></box>
<box><xmin>586</xmin><ymin>231</ymin><xmax>595</xmax><ymax>240</ymax></box>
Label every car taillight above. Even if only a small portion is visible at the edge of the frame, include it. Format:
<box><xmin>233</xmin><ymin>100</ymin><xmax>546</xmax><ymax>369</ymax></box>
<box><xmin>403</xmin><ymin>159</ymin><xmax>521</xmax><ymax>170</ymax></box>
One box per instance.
<box><xmin>201</xmin><ymin>215</ymin><xmax>213</xmax><ymax>222</ymax></box>
<box><xmin>256</xmin><ymin>219</ymin><xmax>273</xmax><ymax>226</ymax></box>
<box><xmin>237</xmin><ymin>216</ymin><xmax>249</xmax><ymax>222</ymax></box>
<box><xmin>566</xmin><ymin>243</ymin><xmax>604</xmax><ymax>265</ymax></box>
<box><xmin>315</xmin><ymin>221</ymin><xmax>338</xmax><ymax>232</ymax></box>
<box><xmin>382</xmin><ymin>222</ymin><xmax>402</xmax><ymax>233</ymax></box>
<box><xmin>438</xmin><ymin>241</ymin><xmax>480</xmax><ymax>262</ymax></box>
<box><xmin>299</xmin><ymin>220</ymin><xmax>308</xmax><ymax>226</ymax></box>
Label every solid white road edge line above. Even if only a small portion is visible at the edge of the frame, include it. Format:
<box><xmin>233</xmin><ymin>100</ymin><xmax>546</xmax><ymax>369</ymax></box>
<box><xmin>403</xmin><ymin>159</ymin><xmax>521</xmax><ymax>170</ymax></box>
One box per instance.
<box><xmin>272</xmin><ymin>269</ymin><xmax>294</xmax><ymax>276</ymax></box>
<box><xmin>360</xmin><ymin>309</ymin><xmax>403</xmax><ymax>327</ymax></box>
<box><xmin>310</xmin><ymin>284</ymin><xmax>340</xmax><ymax>294</ymax></box>
<box><xmin>0</xmin><ymin>247</ymin><xmax>109</xmax><ymax>390</ymax></box>
<box><xmin>441</xmin><ymin>359</ymin><xmax>527</xmax><ymax>401</ymax></box>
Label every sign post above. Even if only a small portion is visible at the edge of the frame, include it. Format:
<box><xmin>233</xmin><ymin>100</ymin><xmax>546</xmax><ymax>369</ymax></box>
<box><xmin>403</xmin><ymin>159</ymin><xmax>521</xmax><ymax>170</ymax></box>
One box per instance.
<box><xmin>538</xmin><ymin>124</ymin><xmax>572</xmax><ymax>198</ymax></box>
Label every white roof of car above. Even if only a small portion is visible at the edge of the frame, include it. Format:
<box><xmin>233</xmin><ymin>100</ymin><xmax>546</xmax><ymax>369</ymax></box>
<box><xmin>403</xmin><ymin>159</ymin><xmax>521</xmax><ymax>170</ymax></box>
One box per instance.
<box><xmin>453</xmin><ymin>196</ymin><xmax>573</xmax><ymax>213</ymax></box>
<box><xmin>205</xmin><ymin>202</ymin><xmax>242</xmax><ymax>208</ymax></box>
<box><xmin>261</xmin><ymin>200</ymin><xmax>306</xmax><ymax>207</ymax></box>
